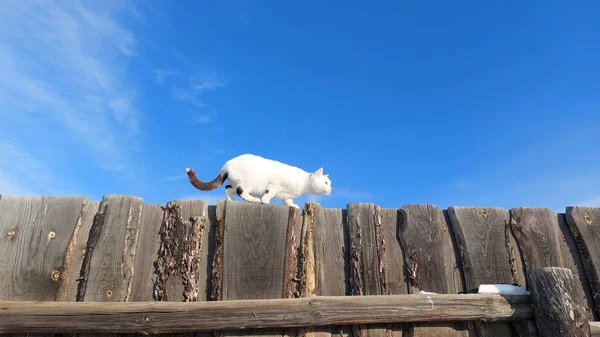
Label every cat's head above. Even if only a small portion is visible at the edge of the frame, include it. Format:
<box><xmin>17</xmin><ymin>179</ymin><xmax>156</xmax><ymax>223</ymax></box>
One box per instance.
<box><xmin>308</xmin><ymin>167</ymin><xmax>332</xmax><ymax>195</ymax></box>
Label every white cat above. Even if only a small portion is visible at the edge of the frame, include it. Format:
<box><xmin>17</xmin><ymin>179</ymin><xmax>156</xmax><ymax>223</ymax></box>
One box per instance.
<box><xmin>185</xmin><ymin>154</ymin><xmax>332</xmax><ymax>208</ymax></box>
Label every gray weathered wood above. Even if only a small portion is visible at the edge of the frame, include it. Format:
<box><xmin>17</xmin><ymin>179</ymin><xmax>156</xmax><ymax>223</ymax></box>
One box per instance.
<box><xmin>0</xmin><ymin>293</ymin><xmax>533</xmax><ymax>334</ymax></box>
<box><xmin>56</xmin><ymin>200</ymin><xmax>100</xmax><ymax>301</ymax></box>
<box><xmin>221</xmin><ymin>202</ymin><xmax>290</xmax><ymax>300</ymax></box>
<box><xmin>303</xmin><ymin>204</ymin><xmax>351</xmax><ymax>337</ymax></box>
<box><xmin>528</xmin><ymin>267</ymin><xmax>590</xmax><ymax>337</ymax></box>
<box><xmin>567</xmin><ymin>206</ymin><xmax>600</xmax><ymax>319</ymax></box>
<box><xmin>219</xmin><ymin>201</ymin><xmax>296</xmax><ymax>337</ymax></box>
<box><xmin>347</xmin><ymin>203</ymin><xmax>405</xmax><ymax>337</ymax></box>
<box><xmin>448</xmin><ymin>206</ymin><xmax>517</xmax><ymax>337</ymax></box>
<box><xmin>129</xmin><ymin>204</ymin><xmax>164</xmax><ymax>302</ymax></box>
<box><xmin>398</xmin><ymin>204</ymin><xmax>467</xmax><ymax>337</ymax></box>
<box><xmin>510</xmin><ymin>207</ymin><xmax>594</xmax><ymax>320</ymax></box>
<box><xmin>0</xmin><ymin>195</ymin><xmax>87</xmax><ymax>301</ymax></box>
<box><xmin>76</xmin><ymin>194</ymin><xmax>143</xmax><ymax>302</ymax></box>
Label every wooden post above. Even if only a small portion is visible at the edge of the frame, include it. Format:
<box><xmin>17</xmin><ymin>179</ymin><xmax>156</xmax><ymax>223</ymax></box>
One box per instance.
<box><xmin>528</xmin><ymin>267</ymin><xmax>590</xmax><ymax>337</ymax></box>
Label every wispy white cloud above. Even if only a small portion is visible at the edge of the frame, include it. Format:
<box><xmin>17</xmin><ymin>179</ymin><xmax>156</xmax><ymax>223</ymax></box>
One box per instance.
<box><xmin>153</xmin><ymin>65</ymin><xmax>227</xmax><ymax>109</ymax></box>
<box><xmin>0</xmin><ymin>142</ymin><xmax>53</xmax><ymax>194</ymax></box>
<box><xmin>575</xmin><ymin>196</ymin><xmax>600</xmax><ymax>207</ymax></box>
<box><xmin>154</xmin><ymin>69</ymin><xmax>174</xmax><ymax>83</ymax></box>
<box><xmin>172</xmin><ymin>87</ymin><xmax>206</xmax><ymax>107</ymax></box>
<box><xmin>192</xmin><ymin>73</ymin><xmax>227</xmax><ymax>91</ymax></box>
<box><xmin>0</xmin><ymin>1</ymin><xmax>142</xmax><ymax>174</ymax></box>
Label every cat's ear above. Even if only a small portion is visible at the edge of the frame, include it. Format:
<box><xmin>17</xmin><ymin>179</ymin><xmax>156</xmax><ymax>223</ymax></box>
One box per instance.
<box><xmin>325</xmin><ymin>174</ymin><xmax>329</xmax><ymax>177</ymax></box>
<box><xmin>312</xmin><ymin>167</ymin><xmax>324</xmax><ymax>176</ymax></box>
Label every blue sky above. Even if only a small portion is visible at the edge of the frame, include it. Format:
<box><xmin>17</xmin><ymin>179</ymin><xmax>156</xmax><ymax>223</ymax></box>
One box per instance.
<box><xmin>1</xmin><ymin>0</ymin><xmax>599</xmax><ymax>212</ymax></box>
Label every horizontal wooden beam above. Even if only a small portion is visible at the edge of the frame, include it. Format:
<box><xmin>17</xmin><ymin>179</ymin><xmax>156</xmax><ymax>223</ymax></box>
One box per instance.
<box><xmin>0</xmin><ymin>294</ymin><xmax>531</xmax><ymax>334</ymax></box>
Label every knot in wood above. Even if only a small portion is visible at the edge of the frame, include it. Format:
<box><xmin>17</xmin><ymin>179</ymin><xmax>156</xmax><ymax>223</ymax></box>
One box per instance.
<box><xmin>144</xmin><ymin>316</ymin><xmax>151</xmax><ymax>322</ymax></box>
<box><xmin>6</xmin><ymin>229</ymin><xmax>17</xmax><ymax>238</ymax></box>
<box><xmin>106</xmin><ymin>290</ymin><xmax>113</xmax><ymax>298</ymax></box>
<box><xmin>51</xmin><ymin>270</ymin><xmax>60</xmax><ymax>281</ymax></box>
<box><xmin>584</xmin><ymin>214</ymin><xmax>592</xmax><ymax>225</ymax></box>
<box><xmin>48</xmin><ymin>231</ymin><xmax>56</xmax><ymax>239</ymax></box>
<box><xmin>480</xmin><ymin>208</ymin><xmax>488</xmax><ymax>217</ymax></box>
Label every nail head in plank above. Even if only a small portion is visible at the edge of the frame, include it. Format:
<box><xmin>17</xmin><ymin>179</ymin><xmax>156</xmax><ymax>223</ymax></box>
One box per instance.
<box><xmin>0</xmin><ymin>195</ymin><xmax>87</xmax><ymax>301</ymax></box>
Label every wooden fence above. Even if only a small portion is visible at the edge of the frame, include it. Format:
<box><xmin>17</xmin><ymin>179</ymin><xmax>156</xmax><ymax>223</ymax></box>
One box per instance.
<box><xmin>1</xmin><ymin>194</ymin><xmax>600</xmax><ymax>336</ymax></box>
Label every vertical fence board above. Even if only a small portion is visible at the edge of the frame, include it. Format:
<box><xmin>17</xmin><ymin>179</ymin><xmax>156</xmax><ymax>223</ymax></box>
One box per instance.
<box><xmin>398</xmin><ymin>204</ymin><xmax>468</xmax><ymax>337</ymax></box>
<box><xmin>153</xmin><ymin>200</ymin><xmax>210</xmax><ymax>303</ymax></box>
<box><xmin>303</xmin><ymin>204</ymin><xmax>351</xmax><ymax>337</ymax></box>
<box><xmin>0</xmin><ymin>195</ymin><xmax>87</xmax><ymax>301</ymax></box>
<box><xmin>510</xmin><ymin>207</ymin><xmax>594</xmax><ymax>321</ymax></box>
<box><xmin>218</xmin><ymin>201</ymin><xmax>295</xmax><ymax>337</ymax></box>
<box><xmin>56</xmin><ymin>200</ymin><xmax>100</xmax><ymax>301</ymax></box>
<box><xmin>448</xmin><ymin>207</ymin><xmax>520</xmax><ymax>337</ymax></box>
<box><xmin>129</xmin><ymin>204</ymin><xmax>164</xmax><ymax>302</ymax></box>
<box><xmin>76</xmin><ymin>195</ymin><xmax>143</xmax><ymax>337</ymax></box>
<box><xmin>153</xmin><ymin>199</ymin><xmax>212</xmax><ymax>337</ymax></box>
<box><xmin>566</xmin><ymin>206</ymin><xmax>600</xmax><ymax>318</ymax></box>
<box><xmin>76</xmin><ymin>194</ymin><xmax>143</xmax><ymax>303</ymax></box>
<box><xmin>347</xmin><ymin>203</ymin><xmax>405</xmax><ymax>337</ymax></box>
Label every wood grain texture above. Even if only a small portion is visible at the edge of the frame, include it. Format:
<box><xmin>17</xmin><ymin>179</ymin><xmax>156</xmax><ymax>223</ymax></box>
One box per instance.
<box><xmin>307</xmin><ymin>204</ymin><xmax>351</xmax><ymax>337</ymax></box>
<box><xmin>347</xmin><ymin>203</ymin><xmax>383</xmax><ymax>337</ymax></box>
<box><xmin>56</xmin><ymin>200</ymin><xmax>100</xmax><ymax>302</ymax></box>
<box><xmin>398</xmin><ymin>204</ymin><xmax>467</xmax><ymax>337</ymax></box>
<box><xmin>0</xmin><ymin>294</ymin><xmax>533</xmax><ymax>334</ymax></box>
<box><xmin>447</xmin><ymin>207</ymin><xmax>514</xmax><ymax>289</ymax></box>
<box><xmin>76</xmin><ymin>194</ymin><xmax>143</xmax><ymax>302</ymax></box>
<box><xmin>129</xmin><ymin>204</ymin><xmax>164</xmax><ymax>302</ymax></box>
<box><xmin>221</xmin><ymin>202</ymin><xmax>290</xmax><ymax>300</ymax></box>
<box><xmin>448</xmin><ymin>206</ymin><xmax>516</xmax><ymax>337</ymax></box>
<box><xmin>528</xmin><ymin>267</ymin><xmax>590</xmax><ymax>337</ymax></box>
<box><xmin>153</xmin><ymin>200</ymin><xmax>210</xmax><ymax>302</ymax></box>
<box><xmin>347</xmin><ymin>203</ymin><xmax>406</xmax><ymax>337</ymax></box>
<box><xmin>510</xmin><ymin>207</ymin><xmax>594</xmax><ymax>320</ymax></box>
<box><xmin>0</xmin><ymin>195</ymin><xmax>87</xmax><ymax>301</ymax></box>
<box><xmin>566</xmin><ymin>206</ymin><xmax>600</xmax><ymax>319</ymax></box>
<box><xmin>220</xmin><ymin>201</ymin><xmax>295</xmax><ymax>337</ymax></box>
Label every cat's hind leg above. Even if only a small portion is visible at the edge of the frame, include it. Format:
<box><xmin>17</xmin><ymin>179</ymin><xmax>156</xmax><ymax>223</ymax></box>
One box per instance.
<box><xmin>236</xmin><ymin>186</ymin><xmax>261</xmax><ymax>203</ymax></box>
<box><xmin>225</xmin><ymin>185</ymin><xmax>235</xmax><ymax>201</ymax></box>
<box><xmin>283</xmin><ymin>198</ymin><xmax>300</xmax><ymax>209</ymax></box>
<box><xmin>260</xmin><ymin>184</ymin><xmax>279</xmax><ymax>204</ymax></box>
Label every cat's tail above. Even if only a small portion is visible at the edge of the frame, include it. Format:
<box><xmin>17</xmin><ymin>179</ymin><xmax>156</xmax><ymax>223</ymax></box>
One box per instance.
<box><xmin>185</xmin><ymin>168</ymin><xmax>228</xmax><ymax>191</ymax></box>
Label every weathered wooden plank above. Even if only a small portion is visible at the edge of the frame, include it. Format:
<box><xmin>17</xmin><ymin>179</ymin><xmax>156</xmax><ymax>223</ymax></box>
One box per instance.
<box><xmin>76</xmin><ymin>194</ymin><xmax>143</xmax><ymax>302</ymax></box>
<box><xmin>566</xmin><ymin>206</ymin><xmax>600</xmax><ymax>318</ymax></box>
<box><xmin>510</xmin><ymin>207</ymin><xmax>594</xmax><ymax>320</ymax></box>
<box><xmin>0</xmin><ymin>195</ymin><xmax>87</xmax><ymax>301</ymax></box>
<box><xmin>221</xmin><ymin>202</ymin><xmax>290</xmax><ymax>299</ymax></box>
<box><xmin>218</xmin><ymin>201</ymin><xmax>297</xmax><ymax>337</ymax></box>
<box><xmin>397</xmin><ymin>204</ymin><xmax>467</xmax><ymax>337</ymax></box>
<box><xmin>0</xmin><ymin>294</ymin><xmax>534</xmax><ymax>334</ymax></box>
<box><xmin>448</xmin><ymin>206</ymin><xmax>518</xmax><ymax>337</ymax></box>
<box><xmin>56</xmin><ymin>200</ymin><xmax>100</xmax><ymax>302</ymax></box>
<box><xmin>153</xmin><ymin>200</ymin><xmax>210</xmax><ymax>302</ymax></box>
<box><xmin>347</xmin><ymin>203</ymin><xmax>405</xmax><ymax>337</ymax></box>
<box><xmin>528</xmin><ymin>267</ymin><xmax>590</xmax><ymax>337</ymax></box>
<box><xmin>300</xmin><ymin>204</ymin><xmax>351</xmax><ymax>337</ymax></box>
<box><xmin>129</xmin><ymin>204</ymin><xmax>164</xmax><ymax>302</ymax></box>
